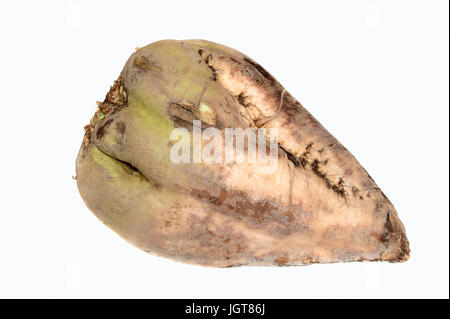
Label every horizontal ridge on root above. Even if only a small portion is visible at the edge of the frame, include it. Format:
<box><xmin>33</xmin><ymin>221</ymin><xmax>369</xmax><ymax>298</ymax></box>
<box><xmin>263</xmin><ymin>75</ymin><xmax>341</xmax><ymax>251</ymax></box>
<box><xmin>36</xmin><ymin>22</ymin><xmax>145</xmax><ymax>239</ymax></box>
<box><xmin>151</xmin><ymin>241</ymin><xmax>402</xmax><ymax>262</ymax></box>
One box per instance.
<box><xmin>94</xmin><ymin>145</ymin><xmax>149</xmax><ymax>182</ymax></box>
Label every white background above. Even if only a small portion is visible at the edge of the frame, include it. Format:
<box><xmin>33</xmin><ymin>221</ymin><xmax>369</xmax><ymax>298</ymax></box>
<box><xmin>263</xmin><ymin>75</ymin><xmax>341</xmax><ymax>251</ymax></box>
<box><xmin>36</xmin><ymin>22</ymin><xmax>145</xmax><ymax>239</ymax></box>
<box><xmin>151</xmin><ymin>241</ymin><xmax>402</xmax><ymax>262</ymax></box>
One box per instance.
<box><xmin>0</xmin><ymin>0</ymin><xmax>448</xmax><ymax>298</ymax></box>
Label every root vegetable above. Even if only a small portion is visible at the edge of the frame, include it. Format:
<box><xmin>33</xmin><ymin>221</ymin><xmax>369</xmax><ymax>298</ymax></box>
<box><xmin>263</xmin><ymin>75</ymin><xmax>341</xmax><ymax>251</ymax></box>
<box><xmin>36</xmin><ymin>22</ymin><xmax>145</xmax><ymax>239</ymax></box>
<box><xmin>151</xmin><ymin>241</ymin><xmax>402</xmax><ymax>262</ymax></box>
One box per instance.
<box><xmin>76</xmin><ymin>40</ymin><xmax>409</xmax><ymax>267</ymax></box>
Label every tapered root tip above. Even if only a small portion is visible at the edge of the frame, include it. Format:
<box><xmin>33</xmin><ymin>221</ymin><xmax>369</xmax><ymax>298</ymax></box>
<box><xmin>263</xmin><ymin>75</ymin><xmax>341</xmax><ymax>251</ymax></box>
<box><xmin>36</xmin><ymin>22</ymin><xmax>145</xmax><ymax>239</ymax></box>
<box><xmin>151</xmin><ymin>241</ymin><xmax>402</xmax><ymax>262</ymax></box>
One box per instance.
<box><xmin>380</xmin><ymin>209</ymin><xmax>410</xmax><ymax>262</ymax></box>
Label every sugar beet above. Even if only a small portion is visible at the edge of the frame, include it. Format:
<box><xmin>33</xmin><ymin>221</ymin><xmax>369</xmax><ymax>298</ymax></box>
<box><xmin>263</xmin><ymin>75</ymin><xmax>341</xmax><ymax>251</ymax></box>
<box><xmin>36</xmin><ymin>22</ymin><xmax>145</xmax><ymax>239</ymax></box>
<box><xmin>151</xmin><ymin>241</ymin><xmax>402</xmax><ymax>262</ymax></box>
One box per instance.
<box><xmin>76</xmin><ymin>40</ymin><xmax>409</xmax><ymax>267</ymax></box>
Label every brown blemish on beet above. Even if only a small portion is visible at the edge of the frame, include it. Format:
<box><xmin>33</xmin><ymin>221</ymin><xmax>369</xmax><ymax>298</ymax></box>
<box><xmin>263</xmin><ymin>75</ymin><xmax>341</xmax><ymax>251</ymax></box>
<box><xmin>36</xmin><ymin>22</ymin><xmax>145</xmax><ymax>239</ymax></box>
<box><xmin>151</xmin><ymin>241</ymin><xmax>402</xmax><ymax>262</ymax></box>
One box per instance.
<box><xmin>189</xmin><ymin>187</ymin><xmax>307</xmax><ymax>236</ymax></box>
<box><xmin>96</xmin><ymin>118</ymin><xmax>113</xmax><ymax>139</ymax></box>
<box><xmin>299</xmin><ymin>142</ymin><xmax>314</xmax><ymax>167</ymax></box>
<box><xmin>183</xmin><ymin>214</ymin><xmax>250</xmax><ymax>264</ymax></box>
<box><xmin>198</xmin><ymin>50</ymin><xmax>218</xmax><ymax>81</ymax></box>
<box><xmin>351</xmin><ymin>186</ymin><xmax>359</xmax><ymax>196</ymax></box>
<box><xmin>274</xmin><ymin>255</ymin><xmax>290</xmax><ymax>266</ymax></box>
<box><xmin>237</xmin><ymin>92</ymin><xmax>248</xmax><ymax>107</ymax></box>
<box><xmin>243</xmin><ymin>57</ymin><xmax>276</xmax><ymax>83</ymax></box>
<box><xmin>133</xmin><ymin>56</ymin><xmax>154</xmax><ymax>71</ymax></box>
<box><xmin>116</xmin><ymin>121</ymin><xmax>126</xmax><ymax>135</ymax></box>
<box><xmin>381</xmin><ymin>212</ymin><xmax>394</xmax><ymax>244</ymax></box>
<box><xmin>331</xmin><ymin>178</ymin><xmax>347</xmax><ymax>199</ymax></box>
<box><xmin>375</xmin><ymin>202</ymin><xmax>383</xmax><ymax>212</ymax></box>
<box><xmin>281</xmin><ymin>146</ymin><xmax>301</xmax><ymax>167</ymax></box>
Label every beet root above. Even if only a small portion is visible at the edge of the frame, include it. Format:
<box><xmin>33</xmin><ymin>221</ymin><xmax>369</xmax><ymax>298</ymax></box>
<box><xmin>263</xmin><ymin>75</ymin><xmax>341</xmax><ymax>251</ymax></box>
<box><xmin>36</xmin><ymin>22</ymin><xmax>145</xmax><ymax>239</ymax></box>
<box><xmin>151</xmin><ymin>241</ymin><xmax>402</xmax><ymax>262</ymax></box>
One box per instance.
<box><xmin>76</xmin><ymin>40</ymin><xmax>409</xmax><ymax>267</ymax></box>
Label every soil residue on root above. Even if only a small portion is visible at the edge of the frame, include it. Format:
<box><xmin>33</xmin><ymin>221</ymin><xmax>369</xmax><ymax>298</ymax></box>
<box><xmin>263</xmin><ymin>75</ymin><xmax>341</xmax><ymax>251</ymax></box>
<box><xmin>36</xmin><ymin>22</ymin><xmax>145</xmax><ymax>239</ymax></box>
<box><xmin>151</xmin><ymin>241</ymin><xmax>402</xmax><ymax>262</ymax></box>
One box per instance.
<box><xmin>82</xmin><ymin>76</ymin><xmax>128</xmax><ymax>149</ymax></box>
